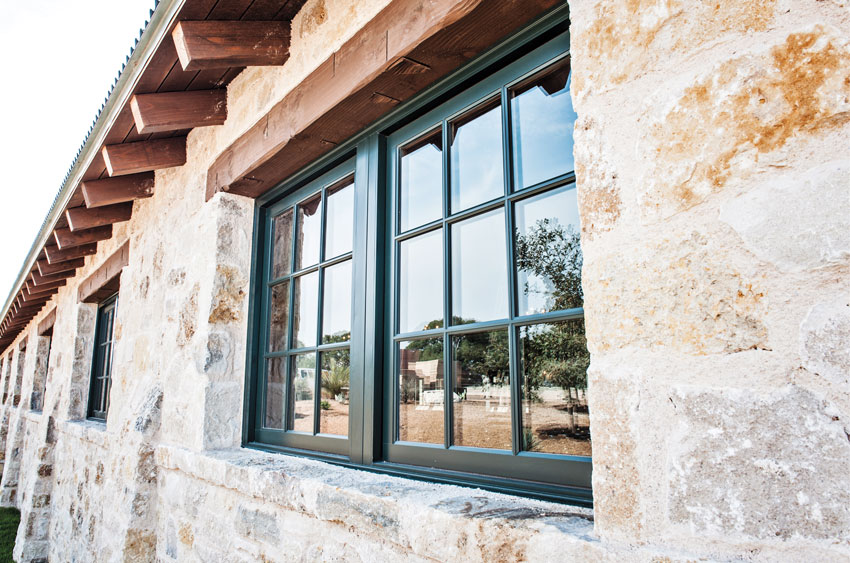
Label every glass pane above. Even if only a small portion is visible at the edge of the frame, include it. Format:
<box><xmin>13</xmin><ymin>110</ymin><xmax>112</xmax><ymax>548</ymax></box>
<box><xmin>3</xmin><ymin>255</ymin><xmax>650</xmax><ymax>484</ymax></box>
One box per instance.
<box><xmin>296</xmin><ymin>193</ymin><xmax>322</xmax><ymax>270</ymax></box>
<box><xmin>264</xmin><ymin>357</ymin><xmax>286</xmax><ymax>429</ymax></box>
<box><xmin>324</xmin><ymin>177</ymin><xmax>354</xmax><ymax>259</ymax></box>
<box><xmin>271</xmin><ymin>209</ymin><xmax>293</xmax><ymax>278</ymax></box>
<box><xmin>520</xmin><ymin>320</ymin><xmax>590</xmax><ymax>456</ymax></box>
<box><xmin>451</xmin><ymin>209</ymin><xmax>508</xmax><ymax>324</ymax></box>
<box><xmin>400</xmin><ymin>130</ymin><xmax>442</xmax><ymax>232</ymax></box>
<box><xmin>319</xmin><ymin>348</ymin><xmax>350</xmax><ymax>436</ymax></box>
<box><xmin>322</xmin><ymin>260</ymin><xmax>352</xmax><ymax>344</ymax></box>
<box><xmin>289</xmin><ymin>353</ymin><xmax>316</xmax><ymax>433</ymax></box>
<box><xmin>293</xmin><ymin>271</ymin><xmax>319</xmax><ymax>348</ymax></box>
<box><xmin>511</xmin><ymin>57</ymin><xmax>576</xmax><ymax>190</ymax></box>
<box><xmin>451</xmin><ymin>329</ymin><xmax>511</xmax><ymax>450</ymax></box>
<box><xmin>399</xmin><ymin>229</ymin><xmax>443</xmax><ymax>333</ymax></box>
<box><xmin>268</xmin><ymin>280</ymin><xmax>290</xmax><ymax>351</ymax></box>
<box><xmin>515</xmin><ymin>187</ymin><xmax>583</xmax><ymax>315</ymax></box>
<box><xmin>398</xmin><ymin>338</ymin><xmax>444</xmax><ymax>444</ymax></box>
<box><xmin>450</xmin><ymin>100</ymin><xmax>503</xmax><ymax>213</ymax></box>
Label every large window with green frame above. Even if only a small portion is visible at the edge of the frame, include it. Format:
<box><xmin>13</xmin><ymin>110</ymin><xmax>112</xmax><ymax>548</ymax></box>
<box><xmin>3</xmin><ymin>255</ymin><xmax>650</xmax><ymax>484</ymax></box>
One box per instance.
<box><xmin>246</xmin><ymin>8</ymin><xmax>590</xmax><ymax>504</ymax></box>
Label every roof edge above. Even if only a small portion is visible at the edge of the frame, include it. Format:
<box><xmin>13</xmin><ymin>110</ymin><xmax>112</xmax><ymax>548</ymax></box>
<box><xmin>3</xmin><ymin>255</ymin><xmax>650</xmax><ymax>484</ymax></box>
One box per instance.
<box><xmin>0</xmin><ymin>0</ymin><xmax>187</xmax><ymax>336</ymax></box>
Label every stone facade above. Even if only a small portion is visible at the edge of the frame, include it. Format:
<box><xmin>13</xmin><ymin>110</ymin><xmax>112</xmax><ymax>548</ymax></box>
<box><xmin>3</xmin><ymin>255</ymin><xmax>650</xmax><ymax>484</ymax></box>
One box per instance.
<box><xmin>0</xmin><ymin>0</ymin><xmax>848</xmax><ymax>561</ymax></box>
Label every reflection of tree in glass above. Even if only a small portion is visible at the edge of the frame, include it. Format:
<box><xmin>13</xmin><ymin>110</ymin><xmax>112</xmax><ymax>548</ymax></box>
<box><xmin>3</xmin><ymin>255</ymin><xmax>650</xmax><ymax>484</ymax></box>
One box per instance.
<box><xmin>321</xmin><ymin>349</ymin><xmax>350</xmax><ymax>399</ymax></box>
<box><xmin>515</xmin><ymin>218</ymin><xmax>589</xmax><ymax>399</ymax></box>
<box><xmin>453</xmin><ymin>330</ymin><xmax>510</xmax><ymax>389</ymax></box>
<box><xmin>515</xmin><ymin>219</ymin><xmax>583</xmax><ymax>311</ymax></box>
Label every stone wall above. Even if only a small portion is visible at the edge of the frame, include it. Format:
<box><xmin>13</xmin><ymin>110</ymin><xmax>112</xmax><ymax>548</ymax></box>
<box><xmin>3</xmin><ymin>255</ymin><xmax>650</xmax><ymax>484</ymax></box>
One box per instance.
<box><xmin>0</xmin><ymin>0</ymin><xmax>846</xmax><ymax>561</ymax></box>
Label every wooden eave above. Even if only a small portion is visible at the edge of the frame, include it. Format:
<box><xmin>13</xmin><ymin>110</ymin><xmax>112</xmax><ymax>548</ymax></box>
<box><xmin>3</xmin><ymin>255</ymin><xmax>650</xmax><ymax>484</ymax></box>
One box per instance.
<box><xmin>0</xmin><ymin>0</ymin><xmax>306</xmax><ymax>348</ymax></box>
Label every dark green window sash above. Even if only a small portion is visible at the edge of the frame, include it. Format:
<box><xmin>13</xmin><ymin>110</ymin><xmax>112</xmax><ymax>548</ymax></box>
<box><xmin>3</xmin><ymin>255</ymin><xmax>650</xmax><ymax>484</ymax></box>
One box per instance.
<box><xmin>88</xmin><ymin>293</ymin><xmax>118</xmax><ymax>421</ymax></box>
<box><xmin>244</xmin><ymin>4</ymin><xmax>592</xmax><ymax>506</ymax></box>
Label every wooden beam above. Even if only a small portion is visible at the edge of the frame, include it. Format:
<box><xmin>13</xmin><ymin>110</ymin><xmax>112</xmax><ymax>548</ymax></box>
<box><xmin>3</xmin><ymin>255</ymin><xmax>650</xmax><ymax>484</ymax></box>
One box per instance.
<box><xmin>38</xmin><ymin>308</ymin><xmax>56</xmax><ymax>336</ymax></box>
<box><xmin>102</xmin><ymin>137</ymin><xmax>187</xmax><ymax>176</ymax></box>
<box><xmin>26</xmin><ymin>278</ymin><xmax>66</xmax><ymax>292</ymax></box>
<box><xmin>21</xmin><ymin>289</ymin><xmax>55</xmax><ymax>303</ymax></box>
<box><xmin>37</xmin><ymin>258</ymin><xmax>84</xmax><ymax>276</ymax></box>
<box><xmin>130</xmin><ymin>90</ymin><xmax>227</xmax><ymax>134</ymax></box>
<box><xmin>172</xmin><ymin>21</ymin><xmax>291</xmax><ymax>71</ymax></box>
<box><xmin>79</xmin><ymin>241</ymin><xmax>129</xmax><ymax>303</ymax></box>
<box><xmin>26</xmin><ymin>284</ymin><xmax>61</xmax><ymax>298</ymax></box>
<box><xmin>54</xmin><ymin>225</ymin><xmax>113</xmax><ymax>250</ymax></box>
<box><xmin>206</xmin><ymin>0</ymin><xmax>560</xmax><ymax>199</ymax></box>
<box><xmin>81</xmin><ymin>173</ymin><xmax>155</xmax><ymax>208</ymax></box>
<box><xmin>45</xmin><ymin>244</ymin><xmax>97</xmax><ymax>265</ymax></box>
<box><xmin>67</xmin><ymin>203</ymin><xmax>133</xmax><ymax>231</ymax></box>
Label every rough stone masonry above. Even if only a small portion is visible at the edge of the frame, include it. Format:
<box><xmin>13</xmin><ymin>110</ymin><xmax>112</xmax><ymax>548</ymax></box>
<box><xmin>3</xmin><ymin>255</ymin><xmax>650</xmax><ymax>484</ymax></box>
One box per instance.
<box><xmin>0</xmin><ymin>0</ymin><xmax>848</xmax><ymax>561</ymax></box>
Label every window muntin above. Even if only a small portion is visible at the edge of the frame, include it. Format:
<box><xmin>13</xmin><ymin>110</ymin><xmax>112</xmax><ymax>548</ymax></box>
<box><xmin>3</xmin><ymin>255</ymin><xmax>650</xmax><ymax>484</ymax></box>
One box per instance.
<box><xmin>258</xmin><ymin>161</ymin><xmax>356</xmax><ymax>454</ymax></box>
<box><xmin>88</xmin><ymin>294</ymin><xmax>117</xmax><ymax>420</ymax></box>
<box><xmin>386</xmin><ymin>45</ymin><xmax>589</xmax><ymax>489</ymax></box>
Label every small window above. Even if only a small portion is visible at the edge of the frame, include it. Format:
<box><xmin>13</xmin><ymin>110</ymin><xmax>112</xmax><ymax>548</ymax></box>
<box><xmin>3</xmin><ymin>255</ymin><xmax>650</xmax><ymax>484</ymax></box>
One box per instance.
<box><xmin>88</xmin><ymin>294</ymin><xmax>118</xmax><ymax>420</ymax></box>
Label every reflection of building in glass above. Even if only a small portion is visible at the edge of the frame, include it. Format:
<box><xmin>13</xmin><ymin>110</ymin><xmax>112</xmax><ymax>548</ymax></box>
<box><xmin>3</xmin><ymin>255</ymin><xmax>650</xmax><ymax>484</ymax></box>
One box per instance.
<box><xmin>399</xmin><ymin>349</ymin><xmax>444</xmax><ymax>409</ymax></box>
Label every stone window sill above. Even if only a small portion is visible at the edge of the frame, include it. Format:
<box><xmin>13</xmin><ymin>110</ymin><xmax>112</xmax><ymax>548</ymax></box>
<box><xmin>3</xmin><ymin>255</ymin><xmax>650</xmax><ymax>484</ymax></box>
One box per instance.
<box><xmin>156</xmin><ymin>445</ymin><xmax>597</xmax><ymax>557</ymax></box>
<box><xmin>61</xmin><ymin>418</ymin><xmax>109</xmax><ymax>448</ymax></box>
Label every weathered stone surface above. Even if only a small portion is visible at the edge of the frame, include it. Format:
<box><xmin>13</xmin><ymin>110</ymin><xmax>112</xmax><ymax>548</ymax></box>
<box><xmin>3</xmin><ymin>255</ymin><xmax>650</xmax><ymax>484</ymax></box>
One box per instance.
<box><xmin>721</xmin><ymin>160</ymin><xmax>850</xmax><ymax>272</ymax></box>
<box><xmin>667</xmin><ymin>385</ymin><xmax>850</xmax><ymax>540</ymax></box>
<box><xmin>800</xmin><ymin>298</ymin><xmax>850</xmax><ymax>388</ymax></box>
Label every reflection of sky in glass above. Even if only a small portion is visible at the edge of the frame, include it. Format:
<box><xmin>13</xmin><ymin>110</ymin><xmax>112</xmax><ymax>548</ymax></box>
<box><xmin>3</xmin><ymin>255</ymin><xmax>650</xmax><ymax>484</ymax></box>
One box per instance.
<box><xmin>450</xmin><ymin>103</ymin><xmax>503</xmax><ymax>213</ymax></box>
<box><xmin>293</xmin><ymin>271</ymin><xmax>319</xmax><ymax>348</ymax></box>
<box><xmin>399</xmin><ymin>229</ymin><xmax>443</xmax><ymax>333</ymax></box>
<box><xmin>322</xmin><ymin>259</ymin><xmax>352</xmax><ymax>343</ymax></box>
<box><xmin>400</xmin><ymin>135</ymin><xmax>442</xmax><ymax>232</ymax></box>
<box><xmin>515</xmin><ymin>187</ymin><xmax>580</xmax><ymax>315</ymax></box>
<box><xmin>324</xmin><ymin>180</ymin><xmax>354</xmax><ymax>259</ymax></box>
<box><xmin>451</xmin><ymin>210</ymin><xmax>508</xmax><ymax>323</ymax></box>
<box><xmin>511</xmin><ymin>62</ymin><xmax>576</xmax><ymax>190</ymax></box>
<box><xmin>296</xmin><ymin>194</ymin><xmax>322</xmax><ymax>270</ymax></box>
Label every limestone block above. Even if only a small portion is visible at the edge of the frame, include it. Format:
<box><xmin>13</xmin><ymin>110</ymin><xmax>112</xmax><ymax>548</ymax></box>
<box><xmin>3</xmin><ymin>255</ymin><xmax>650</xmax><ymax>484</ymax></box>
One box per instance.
<box><xmin>721</xmin><ymin>160</ymin><xmax>850</xmax><ymax>273</ymax></box>
<box><xmin>584</xmin><ymin>229</ymin><xmax>768</xmax><ymax>356</ymax></box>
<box><xmin>667</xmin><ymin>385</ymin><xmax>850</xmax><ymax>541</ymax></box>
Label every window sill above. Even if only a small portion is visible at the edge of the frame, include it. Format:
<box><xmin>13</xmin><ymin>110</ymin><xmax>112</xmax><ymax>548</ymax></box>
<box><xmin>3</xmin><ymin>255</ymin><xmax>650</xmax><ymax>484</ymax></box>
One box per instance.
<box><xmin>156</xmin><ymin>445</ymin><xmax>597</xmax><ymax>557</ymax></box>
<box><xmin>61</xmin><ymin>418</ymin><xmax>109</xmax><ymax>448</ymax></box>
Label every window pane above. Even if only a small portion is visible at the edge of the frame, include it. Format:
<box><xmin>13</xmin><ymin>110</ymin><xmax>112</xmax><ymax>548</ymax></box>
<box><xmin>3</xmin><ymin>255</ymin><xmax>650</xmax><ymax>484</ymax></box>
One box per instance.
<box><xmin>398</xmin><ymin>338</ymin><xmax>444</xmax><ymax>444</ymax></box>
<box><xmin>322</xmin><ymin>260</ymin><xmax>352</xmax><ymax>344</ymax></box>
<box><xmin>268</xmin><ymin>280</ymin><xmax>290</xmax><ymax>351</ymax></box>
<box><xmin>289</xmin><ymin>353</ymin><xmax>316</xmax><ymax>433</ymax></box>
<box><xmin>325</xmin><ymin>178</ymin><xmax>354</xmax><ymax>259</ymax></box>
<box><xmin>511</xmin><ymin>57</ymin><xmax>576</xmax><ymax>190</ymax></box>
<box><xmin>399</xmin><ymin>229</ymin><xmax>443</xmax><ymax>333</ymax></box>
<box><xmin>514</xmin><ymin>187</ymin><xmax>583</xmax><ymax>315</ymax></box>
<box><xmin>264</xmin><ymin>357</ymin><xmax>286</xmax><ymax>429</ymax></box>
<box><xmin>520</xmin><ymin>320</ymin><xmax>590</xmax><ymax>456</ymax></box>
<box><xmin>293</xmin><ymin>271</ymin><xmax>319</xmax><ymax>348</ymax></box>
<box><xmin>452</xmin><ymin>329</ymin><xmax>511</xmax><ymax>450</ymax></box>
<box><xmin>271</xmin><ymin>209</ymin><xmax>293</xmax><ymax>278</ymax></box>
<box><xmin>319</xmin><ymin>348</ymin><xmax>350</xmax><ymax>436</ymax></box>
<box><xmin>400</xmin><ymin>130</ymin><xmax>442</xmax><ymax>232</ymax></box>
<box><xmin>450</xmin><ymin>100</ymin><xmax>503</xmax><ymax>213</ymax></box>
<box><xmin>296</xmin><ymin>193</ymin><xmax>322</xmax><ymax>270</ymax></box>
<box><xmin>451</xmin><ymin>209</ymin><xmax>508</xmax><ymax>324</ymax></box>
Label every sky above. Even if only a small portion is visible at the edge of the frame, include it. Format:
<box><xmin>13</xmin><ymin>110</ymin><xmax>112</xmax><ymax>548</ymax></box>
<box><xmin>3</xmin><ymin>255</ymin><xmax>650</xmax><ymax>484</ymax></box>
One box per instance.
<box><xmin>0</xmin><ymin>0</ymin><xmax>155</xmax><ymax>307</ymax></box>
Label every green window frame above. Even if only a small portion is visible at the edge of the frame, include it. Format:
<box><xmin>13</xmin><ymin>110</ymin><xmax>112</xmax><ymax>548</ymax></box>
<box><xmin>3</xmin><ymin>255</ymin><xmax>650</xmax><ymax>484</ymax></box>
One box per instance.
<box><xmin>88</xmin><ymin>294</ymin><xmax>117</xmax><ymax>421</ymax></box>
<box><xmin>244</xmin><ymin>6</ymin><xmax>591</xmax><ymax>506</ymax></box>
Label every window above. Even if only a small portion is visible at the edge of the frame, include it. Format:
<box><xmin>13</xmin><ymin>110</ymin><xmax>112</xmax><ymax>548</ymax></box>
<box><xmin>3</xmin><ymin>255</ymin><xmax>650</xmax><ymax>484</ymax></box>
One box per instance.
<box><xmin>88</xmin><ymin>294</ymin><xmax>117</xmax><ymax>420</ymax></box>
<box><xmin>246</xmin><ymin>13</ymin><xmax>590</xmax><ymax>505</ymax></box>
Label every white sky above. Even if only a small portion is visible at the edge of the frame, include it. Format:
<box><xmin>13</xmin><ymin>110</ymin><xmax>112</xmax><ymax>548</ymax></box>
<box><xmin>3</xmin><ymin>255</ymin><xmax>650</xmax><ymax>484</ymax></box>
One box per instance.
<box><xmin>0</xmin><ymin>0</ymin><xmax>155</xmax><ymax>307</ymax></box>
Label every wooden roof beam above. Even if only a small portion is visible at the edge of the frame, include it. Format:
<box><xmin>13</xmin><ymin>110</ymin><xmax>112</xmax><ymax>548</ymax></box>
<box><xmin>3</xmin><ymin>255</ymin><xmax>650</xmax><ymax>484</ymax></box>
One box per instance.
<box><xmin>130</xmin><ymin>91</ymin><xmax>227</xmax><ymax>134</ymax></box>
<box><xmin>102</xmin><ymin>138</ymin><xmax>187</xmax><ymax>177</ymax></box>
<box><xmin>38</xmin><ymin>258</ymin><xmax>84</xmax><ymax>276</ymax></box>
<box><xmin>81</xmin><ymin>173</ymin><xmax>155</xmax><ymax>208</ymax></box>
<box><xmin>54</xmin><ymin>225</ymin><xmax>113</xmax><ymax>250</ymax></box>
<box><xmin>20</xmin><ymin>289</ymin><xmax>55</xmax><ymax>303</ymax></box>
<box><xmin>44</xmin><ymin>244</ymin><xmax>97</xmax><ymax>265</ymax></box>
<box><xmin>26</xmin><ymin>278</ymin><xmax>66</xmax><ymax>292</ymax></box>
<box><xmin>172</xmin><ymin>21</ymin><xmax>291</xmax><ymax>71</ymax></box>
<box><xmin>67</xmin><ymin>203</ymin><xmax>133</xmax><ymax>231</ymax></box>
<box><xmin>31</xmin><ymin>270</ymin><xmax>74</xmax><ymax>286</ymax></box>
